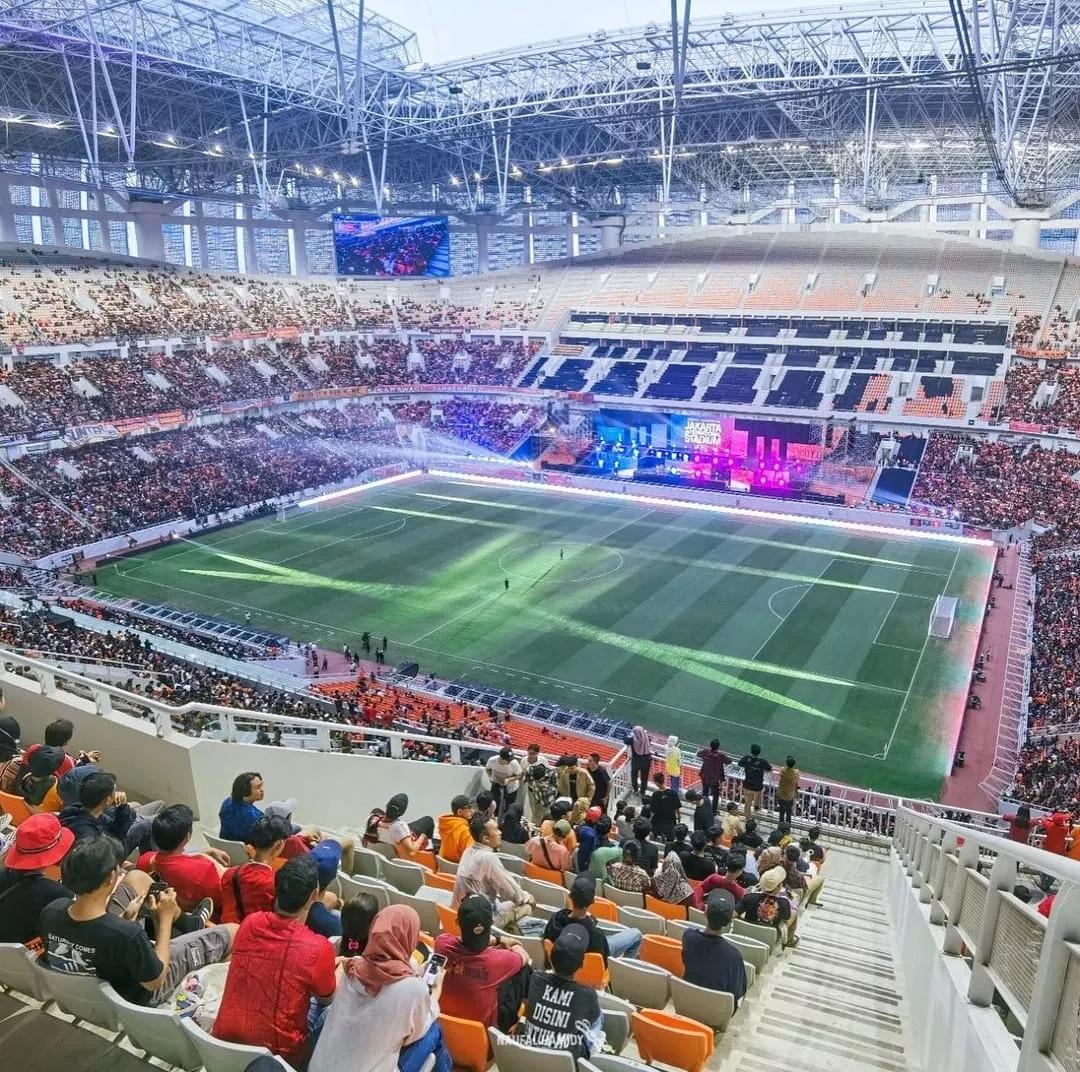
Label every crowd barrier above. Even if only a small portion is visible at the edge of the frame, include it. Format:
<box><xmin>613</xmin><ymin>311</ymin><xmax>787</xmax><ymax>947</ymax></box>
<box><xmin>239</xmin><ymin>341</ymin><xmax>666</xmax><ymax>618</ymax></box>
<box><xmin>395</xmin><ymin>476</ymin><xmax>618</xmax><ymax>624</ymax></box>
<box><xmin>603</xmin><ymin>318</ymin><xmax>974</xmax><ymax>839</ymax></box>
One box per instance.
<box><xmin>891</xmin><ymin>804</ymin><xmax>1080</xmax><ymax>1072</ymax></box>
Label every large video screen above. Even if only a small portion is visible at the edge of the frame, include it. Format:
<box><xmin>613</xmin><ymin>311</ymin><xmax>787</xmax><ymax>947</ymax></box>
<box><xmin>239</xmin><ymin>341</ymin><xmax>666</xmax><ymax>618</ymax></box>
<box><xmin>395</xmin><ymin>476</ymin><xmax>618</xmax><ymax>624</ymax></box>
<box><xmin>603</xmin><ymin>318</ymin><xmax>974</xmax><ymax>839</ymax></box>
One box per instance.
<box><xmin>332</xmin><ymin>214</ymin><xmax>450</xmax><ymax>277</ymax></box>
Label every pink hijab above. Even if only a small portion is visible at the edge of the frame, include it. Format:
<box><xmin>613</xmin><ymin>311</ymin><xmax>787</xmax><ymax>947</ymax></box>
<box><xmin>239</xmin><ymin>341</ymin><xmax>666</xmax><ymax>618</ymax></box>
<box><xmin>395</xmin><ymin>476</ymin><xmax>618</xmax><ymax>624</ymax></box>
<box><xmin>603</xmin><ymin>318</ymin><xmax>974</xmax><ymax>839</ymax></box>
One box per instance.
<box><xmin>347</xmin><ymin>905</ymin><xmax>420</xmax><ymax>996</ymax></box>
<box><xmin>632</xmin><ymin>725</ymin><xmax>651</xmax><ymax>756</ymax></box>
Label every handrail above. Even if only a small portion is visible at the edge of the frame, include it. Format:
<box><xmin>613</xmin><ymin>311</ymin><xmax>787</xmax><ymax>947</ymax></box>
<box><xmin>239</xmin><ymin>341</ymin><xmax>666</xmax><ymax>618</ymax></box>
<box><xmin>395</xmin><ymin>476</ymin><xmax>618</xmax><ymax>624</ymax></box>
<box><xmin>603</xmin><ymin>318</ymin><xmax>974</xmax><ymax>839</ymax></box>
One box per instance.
<box><xmin>893</xmin><ymin>799</ymin><xmax>1080</xmax><ymax>1072</ymax></box>
<box><xmin>898</xmin><ymin>799</ymin><xmax>1080</xmax><ymax>881</ymax></box>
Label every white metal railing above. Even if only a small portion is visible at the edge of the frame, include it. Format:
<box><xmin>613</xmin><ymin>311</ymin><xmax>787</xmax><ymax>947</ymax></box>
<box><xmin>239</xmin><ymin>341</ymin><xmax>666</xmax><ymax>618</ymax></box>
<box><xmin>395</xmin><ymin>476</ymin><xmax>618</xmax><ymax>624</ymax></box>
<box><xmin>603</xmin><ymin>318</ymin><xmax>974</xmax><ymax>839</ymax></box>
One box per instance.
<box><xmin>0</xmin><ymin>647</ymin><xmax>525</xmax><ymax>767</ymax></box>
<box><xmin>984</xmin><ymin>545</ymin><xmax>1035</xmax><ymax>800</ymax></box>
<box><xmin>894</xmin><ymin>802</ymin><xmax>1080</xmax><ymax>1072</ymax></box>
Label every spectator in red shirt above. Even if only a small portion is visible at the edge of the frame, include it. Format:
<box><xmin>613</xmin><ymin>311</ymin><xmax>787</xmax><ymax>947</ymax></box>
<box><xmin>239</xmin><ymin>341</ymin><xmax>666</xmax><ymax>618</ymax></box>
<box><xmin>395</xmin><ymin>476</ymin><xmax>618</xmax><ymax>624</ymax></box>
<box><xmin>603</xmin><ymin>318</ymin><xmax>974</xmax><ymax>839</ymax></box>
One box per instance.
<box><xmin>1038</xmin><ymin>812</ymin><xmax>1071</xmax><ymax>855</ymax></box>
<box><xmin>213</xmin><ymin>855</ymin><xmax>338</xmax><ymax>1063</ymax></box>
<box><xmin>220</xmin><ymin>815</ymin><xmax>292</xmax><ymax>925</ymax></box>
<box><xmin>137</xmin><ymin>805</ymin><xmax>228</xmax><ymax>915</ymax></box>
<box><xmin>434</xmin><ymin>895</ymin><xmax>532</xmax><ymax>1032</ymax></box>
<box><xmin>698</xmin><ymin>852</ymin><xmax>748</xmax><ymax>906</ymax></box>
<box><xmin>1004</xmin><ymin>806</ymin><xmax>1033</xmax><ymax>845</ymax></box>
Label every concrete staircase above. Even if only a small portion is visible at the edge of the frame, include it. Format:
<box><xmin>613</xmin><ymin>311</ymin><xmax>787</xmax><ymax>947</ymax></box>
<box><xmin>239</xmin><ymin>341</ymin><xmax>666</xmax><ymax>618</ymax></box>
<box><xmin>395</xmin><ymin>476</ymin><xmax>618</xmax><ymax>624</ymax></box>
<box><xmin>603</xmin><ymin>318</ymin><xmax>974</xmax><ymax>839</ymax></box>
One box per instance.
<box><xmin>715</xmin><ymin>847</ymin><xmax>920</xmax><ymax>1072</ymax></box>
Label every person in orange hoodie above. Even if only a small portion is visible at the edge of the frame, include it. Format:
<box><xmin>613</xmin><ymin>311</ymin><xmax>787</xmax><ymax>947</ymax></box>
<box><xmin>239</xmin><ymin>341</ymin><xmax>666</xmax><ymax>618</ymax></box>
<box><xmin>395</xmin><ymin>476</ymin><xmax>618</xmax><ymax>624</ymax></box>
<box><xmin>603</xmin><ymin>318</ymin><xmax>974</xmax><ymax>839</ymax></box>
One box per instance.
<box><xmin>437</xmin><ymin>795</ymin><xmax>475</xmax><ymax>863</ymax></box>
<box><xmin>1038</xmin><ymin>811</ymin><xmax>1072</xmax><ymax>855</ymax></box>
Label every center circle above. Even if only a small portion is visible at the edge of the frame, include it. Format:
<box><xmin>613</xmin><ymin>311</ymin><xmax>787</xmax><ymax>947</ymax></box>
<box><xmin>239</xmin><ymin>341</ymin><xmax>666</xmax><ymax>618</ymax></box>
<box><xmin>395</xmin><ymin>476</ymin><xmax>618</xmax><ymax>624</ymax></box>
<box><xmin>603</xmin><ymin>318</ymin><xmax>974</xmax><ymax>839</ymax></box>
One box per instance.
<box><xmin>497</xmin><ymin>541</ymin><xmax>624</xmax><ymax>585</ymax></box>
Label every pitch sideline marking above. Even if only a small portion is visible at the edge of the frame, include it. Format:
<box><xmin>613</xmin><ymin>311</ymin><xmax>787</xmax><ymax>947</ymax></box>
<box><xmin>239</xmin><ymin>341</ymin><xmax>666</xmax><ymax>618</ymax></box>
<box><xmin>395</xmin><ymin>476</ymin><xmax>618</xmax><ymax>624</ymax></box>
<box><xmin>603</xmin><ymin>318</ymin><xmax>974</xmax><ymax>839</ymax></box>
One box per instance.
<box><xmin>878</xmin><ymin>544</ymin><xmax>962</xmax><ymax>760</ymax></box>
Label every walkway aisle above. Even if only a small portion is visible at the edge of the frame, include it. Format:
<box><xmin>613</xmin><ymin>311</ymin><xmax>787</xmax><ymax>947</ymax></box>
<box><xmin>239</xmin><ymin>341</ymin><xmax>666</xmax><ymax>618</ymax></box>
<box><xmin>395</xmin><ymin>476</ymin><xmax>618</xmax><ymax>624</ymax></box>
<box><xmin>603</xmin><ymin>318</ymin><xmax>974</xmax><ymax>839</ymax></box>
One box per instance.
<box><xmin>717</xmin><ymin>847</ymin><xmax>921</xmax><ymax>1072</ymax></box>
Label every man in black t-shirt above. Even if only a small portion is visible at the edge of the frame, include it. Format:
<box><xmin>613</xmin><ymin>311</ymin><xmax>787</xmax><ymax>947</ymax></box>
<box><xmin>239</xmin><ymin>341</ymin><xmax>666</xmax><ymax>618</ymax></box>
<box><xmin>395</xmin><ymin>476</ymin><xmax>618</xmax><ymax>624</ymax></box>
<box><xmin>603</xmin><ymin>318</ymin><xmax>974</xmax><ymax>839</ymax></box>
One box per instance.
<box><xmin>39</xmin><ymin>836</ymin><xmax>236</xmax><ymax>1007</ymax></box>
<box><xmin>521</xmin><ymin>924</ymin><xmax>604</xmax><ymax>1060</ymax></box>
<box><xmin>681</xmin><ymin>891</ymin><xmax>747</xmax><ymax>1009</ymax></box>
<box><xmin>679</xmin><ymin>830</ymin><xmax>719</xmax><ymax>882</ymax></box>
<box><xmin>648</xmin><ymin>772</ymin><xmax>681</xmax><ymax>841</ymax></box>
<box><xmin>738</xmin><ymin>744</ymin><xmax>772</xmax><ymax>819</ymax></box>
<box><xmin>586</xmin><ymin>754</ymin><xmax>611</xmax><ymax>813</ymax></box>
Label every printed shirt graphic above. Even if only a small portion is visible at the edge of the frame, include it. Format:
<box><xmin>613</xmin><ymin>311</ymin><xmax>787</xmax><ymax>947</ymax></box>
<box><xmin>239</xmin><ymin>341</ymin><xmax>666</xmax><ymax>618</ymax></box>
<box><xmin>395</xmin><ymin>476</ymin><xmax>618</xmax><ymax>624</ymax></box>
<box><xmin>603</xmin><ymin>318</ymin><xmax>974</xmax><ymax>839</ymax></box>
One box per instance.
<box><xmin>521</xmin><ymin>972</ymin><xmax>602</xmax><ymax>1060</ymax></box>
<box><xmin>39</xmin><ymin>899</ymin><xmax>163</xmax><ymax>1005</ymax></box>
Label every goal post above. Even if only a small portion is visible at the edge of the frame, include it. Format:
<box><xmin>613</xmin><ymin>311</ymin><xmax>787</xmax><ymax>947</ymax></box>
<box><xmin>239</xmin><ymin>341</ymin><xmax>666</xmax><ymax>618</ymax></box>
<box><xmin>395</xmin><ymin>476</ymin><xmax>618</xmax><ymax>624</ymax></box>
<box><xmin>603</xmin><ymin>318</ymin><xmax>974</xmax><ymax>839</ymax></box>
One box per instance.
<box><xmin>929</xmin><ymin>595</ymin><xmax>958</xmax><ymax>639</ymax></box>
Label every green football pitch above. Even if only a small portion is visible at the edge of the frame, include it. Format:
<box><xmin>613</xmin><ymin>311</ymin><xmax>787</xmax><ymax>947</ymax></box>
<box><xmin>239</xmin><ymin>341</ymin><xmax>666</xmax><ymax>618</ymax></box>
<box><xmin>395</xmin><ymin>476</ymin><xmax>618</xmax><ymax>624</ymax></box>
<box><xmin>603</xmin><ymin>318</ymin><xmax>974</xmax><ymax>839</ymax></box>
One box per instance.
<box><xmin>96</xmin><ymin>474</ymin><xmax>994</xmax><ymax>798</ymax></box>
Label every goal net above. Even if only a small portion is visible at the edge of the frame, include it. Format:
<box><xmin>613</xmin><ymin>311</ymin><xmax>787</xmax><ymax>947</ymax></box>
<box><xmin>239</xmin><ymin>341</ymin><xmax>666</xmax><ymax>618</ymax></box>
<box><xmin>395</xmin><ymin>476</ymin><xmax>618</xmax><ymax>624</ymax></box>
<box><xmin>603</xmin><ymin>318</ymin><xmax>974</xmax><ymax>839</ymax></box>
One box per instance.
<box><xmin>929</xmin><ymin>595</ymin><xmax>958</xmax><ymax>639</ymax></box>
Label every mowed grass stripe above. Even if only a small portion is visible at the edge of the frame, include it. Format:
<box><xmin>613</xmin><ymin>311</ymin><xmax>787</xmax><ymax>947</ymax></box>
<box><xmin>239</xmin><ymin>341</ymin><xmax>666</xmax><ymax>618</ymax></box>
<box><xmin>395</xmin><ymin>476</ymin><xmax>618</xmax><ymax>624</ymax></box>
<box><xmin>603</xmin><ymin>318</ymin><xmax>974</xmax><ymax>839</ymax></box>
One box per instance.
<box><xmin>93</xmin><ymin>477</ymin><xmax>985</xmax><ymax>797</ymax></box>
<box><xmin>558</xmin><ymin>522</ymin><xmax>799</xmax><ymax>701</ymax></box>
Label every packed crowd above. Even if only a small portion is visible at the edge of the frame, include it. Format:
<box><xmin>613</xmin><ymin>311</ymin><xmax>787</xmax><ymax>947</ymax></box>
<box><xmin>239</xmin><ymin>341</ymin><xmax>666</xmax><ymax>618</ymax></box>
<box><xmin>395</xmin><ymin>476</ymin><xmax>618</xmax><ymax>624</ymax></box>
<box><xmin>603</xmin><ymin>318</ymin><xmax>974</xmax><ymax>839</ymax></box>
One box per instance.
<box><xmin>0</xmin><ymin>335</ymin><xmax>537</xmax><ymax>437</ymax></box>
<box><xmin>0</xmin><ymin>715</ymin><xmax>830</xmax><ymax>1070</ymax></box>
<box><xmin>1011</xmin><ymin>362</ymin><xmax>1080</xmax><ymax>432</ymax></box>
<box><xmin>1007</xmin><ymin>550</ymin><xmax>1080</xmax><ymax>809</ymax></box>
<box><xmin>0</xmin><ymin>264</ymin><xmax>537</xmax><ymax>348</ymax></box>
<box><xmin>57</xmin><ymin>599</ymin><xmax>276</xmax><ymax>661</ymax></box>
<box><xmin>911</xmin><ymin>433</ymin><xmax>1080</xmax><ymax>546</ymax></box>
<box><xmin>0</xmin><ymin>418</ymin><xmax>392</xmax><ymax>556</ymax></box>
<box><xmin>0</xmin><ymin>607</ymin><xmax>325</xmax><ymax>723</ymax></box>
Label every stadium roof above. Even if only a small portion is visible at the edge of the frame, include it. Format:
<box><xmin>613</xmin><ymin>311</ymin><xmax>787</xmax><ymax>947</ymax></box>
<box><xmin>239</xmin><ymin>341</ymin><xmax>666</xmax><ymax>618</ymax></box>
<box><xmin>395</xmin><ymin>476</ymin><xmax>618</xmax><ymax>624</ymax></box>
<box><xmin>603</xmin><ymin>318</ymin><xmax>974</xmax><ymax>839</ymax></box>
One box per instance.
<box><xmin>0</xmin><ymin>0</ymin><xmax>1076</xmax><ymax>208</ymax></box>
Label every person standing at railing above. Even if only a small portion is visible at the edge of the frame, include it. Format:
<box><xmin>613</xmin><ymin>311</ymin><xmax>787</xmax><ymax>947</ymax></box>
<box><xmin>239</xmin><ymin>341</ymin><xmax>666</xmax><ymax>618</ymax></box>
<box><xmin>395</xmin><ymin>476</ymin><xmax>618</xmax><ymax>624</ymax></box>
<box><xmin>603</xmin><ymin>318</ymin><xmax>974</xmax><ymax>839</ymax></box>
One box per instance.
<box><xmin>738</xmin><ymin>744</ymin><xmax>773</xmax><ymax>820</ymax></box>
<box><xmin>776</xmin><ymin>757</ymin><xmax>801</xmax><ymax>825</ymax></box>
<box><xmin>625</xmin><ymin>725</ymin><xmax>653</xmax><ymax>799</ymax></box>
<box><xmin>1002</xmin><ymin>805</ymin><xmax>1033</xmax><ymax>844</ymax></box>
<box><xmin>665</xmin><ymin>735</ymin><xmax>682</xmax><ymax>793</ymax></box>
<box><xmin>485</xmin><ymin>747</ymin><xmax>522</xmax><ymax>819</ymax></box>
<box><xmin>696</xmin><ymin>739</ymin><xmax>729</xmax><ymax>817</ymax></box>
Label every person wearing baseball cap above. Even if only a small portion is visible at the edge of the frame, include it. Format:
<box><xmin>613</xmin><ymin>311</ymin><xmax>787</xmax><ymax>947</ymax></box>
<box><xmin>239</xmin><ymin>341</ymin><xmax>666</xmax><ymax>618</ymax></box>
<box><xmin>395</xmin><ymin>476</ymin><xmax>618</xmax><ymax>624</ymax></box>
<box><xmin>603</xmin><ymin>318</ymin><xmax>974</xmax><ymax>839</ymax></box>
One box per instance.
<box><xmin>306</xmin><ymin>839</ymin><xmax>345</xmax><ymax>939</ymax></box>
<box><xmin>433</xmin><ymin>894</ymin><xmax>531</xmax><ymax>1032</ymax></box>
<box><xmin>575</xmin><ymin>805</ymin><xmax>604</xmax><ymax>872</ymax></box>
<box><xmin>742</xmin><ymin>865</ymin><xmax>799</xmax><ymax>947</ymax></box>
<box><xmin>680</xmin><ymin>890</ymin><xmax>747</xmax><ymax>1008</ymax></box>
<box><xmin>524</xmin><ymin>818</ymin><xmax>573</xmax><ymax>872</ymax></box>
<box><xmin>521</xmin><ymin>923</ymin><xmax>604</xmax><ymax>1060</ymax></box>
<box><xmin>0</xmin><ymin>812</ymin><xmax>74</xmax><ymax>945</ymax></box>
<box><xmin>19</xmin><ymin>745</ymin><xmax>67</xmax><ymax>811</ymax></box>
<box><xmin>436</xmin><ymin>794</ymin><xmax>475</xmax><ymax>864</ymax></box>
<box><xmin>485</xmin><ymin>747</ymin><xmax>522</xmax><ymax>818</ymax></box>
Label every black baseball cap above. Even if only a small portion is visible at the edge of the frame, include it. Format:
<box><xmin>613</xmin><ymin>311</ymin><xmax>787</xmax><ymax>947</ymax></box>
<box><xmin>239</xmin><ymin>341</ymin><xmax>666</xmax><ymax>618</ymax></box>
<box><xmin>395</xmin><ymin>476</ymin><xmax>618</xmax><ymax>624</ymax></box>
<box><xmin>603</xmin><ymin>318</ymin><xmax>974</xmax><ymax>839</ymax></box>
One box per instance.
<box><xmin>457</xmin><ymin>895</ymin><xmax>494</xmax><ymax>953</ymax></box>
<box><xmin>569</xmin><ymin>873</ymin><xmax>596</xmax><ymax>909</ymax></box>
<box><xmin>705</xmin><ymin>889</ymin><xmax>736</xmax><ymax>929</ymax></box>
<box><xmin>551</xmin><ymin>923</ymin><xmax>590</xmax><ymax>975</ymax></box>
<box><xmin>28</xmin><ymin>745</ymin><xmax>65</xmax><ymax>778</ymax></box>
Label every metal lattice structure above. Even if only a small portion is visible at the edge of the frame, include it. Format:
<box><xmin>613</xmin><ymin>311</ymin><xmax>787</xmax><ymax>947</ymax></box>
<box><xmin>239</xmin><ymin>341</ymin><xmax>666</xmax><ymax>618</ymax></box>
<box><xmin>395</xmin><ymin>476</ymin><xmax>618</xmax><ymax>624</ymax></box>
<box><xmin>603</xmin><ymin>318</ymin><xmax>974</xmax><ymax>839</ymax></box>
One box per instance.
<box><xmin>0</xmin><ymin>0</ymin><xmax>1077</xmax><ymax>208</ymax></box>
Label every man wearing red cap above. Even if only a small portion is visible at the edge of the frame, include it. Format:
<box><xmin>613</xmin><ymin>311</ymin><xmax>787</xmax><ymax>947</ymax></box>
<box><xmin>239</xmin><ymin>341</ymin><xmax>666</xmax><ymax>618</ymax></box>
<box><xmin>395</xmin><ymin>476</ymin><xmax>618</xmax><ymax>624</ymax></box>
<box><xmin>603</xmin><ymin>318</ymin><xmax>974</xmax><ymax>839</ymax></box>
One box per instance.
<box><xmin>575</xmin><ymin>806</ymin><xmax>603</xmax><ymax>872</ymax></box>
<box><xmin>0</xmin><ymin>813</ymin><xmax>74</xmax><ymax>946</ymax></box>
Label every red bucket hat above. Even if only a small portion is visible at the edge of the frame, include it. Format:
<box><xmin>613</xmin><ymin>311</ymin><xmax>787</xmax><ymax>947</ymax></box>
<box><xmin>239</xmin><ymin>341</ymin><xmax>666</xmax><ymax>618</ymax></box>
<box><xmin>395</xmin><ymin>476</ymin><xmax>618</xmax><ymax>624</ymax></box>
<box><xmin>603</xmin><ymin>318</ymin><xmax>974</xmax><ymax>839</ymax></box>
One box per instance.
<box><xmin>5</xmin><ymin>813</ymin><xmax>75</xmax><ymax>871</ymax></box>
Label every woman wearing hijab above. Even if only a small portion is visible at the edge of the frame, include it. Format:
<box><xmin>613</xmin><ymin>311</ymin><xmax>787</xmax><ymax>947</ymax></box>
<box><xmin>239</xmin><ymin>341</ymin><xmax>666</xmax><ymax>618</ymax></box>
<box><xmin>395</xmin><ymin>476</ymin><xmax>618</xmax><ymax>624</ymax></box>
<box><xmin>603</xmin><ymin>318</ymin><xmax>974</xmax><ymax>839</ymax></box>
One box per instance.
<box><xmin>499</xmin><ymin>803</ymin><xmax>532</xmax><ymax>845</ymax></box>
<box><xmin>652</xmin><ymin>850</ymin><xmax>696</xmax><ymax>906</ymax></box>
<box><xmin>365</xmin><ymin>794</ymin><xmax>435</xmax><ymax>860</ymax></box>
<box><xmin>310</xmin><ymin>905</ymin><xmax>452</xmax><ymax>1072</ymax></box>
<box><xmin>626</xmin><ymin>725</ymin><xmax>653</xmax><ymax>799</ymax></box>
